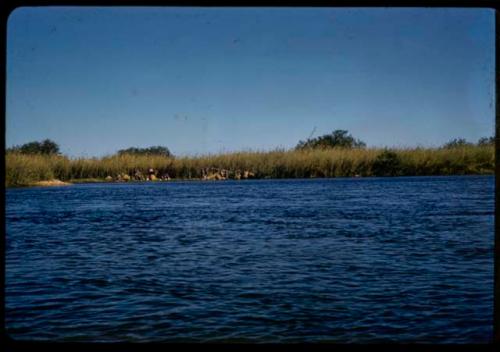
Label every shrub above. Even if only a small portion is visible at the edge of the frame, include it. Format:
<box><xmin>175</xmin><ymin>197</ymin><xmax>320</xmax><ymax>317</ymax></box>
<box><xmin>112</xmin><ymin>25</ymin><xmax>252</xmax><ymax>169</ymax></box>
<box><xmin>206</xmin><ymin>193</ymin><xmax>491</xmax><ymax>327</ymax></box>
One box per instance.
<box><xmin>478</xmin><ymin>136</ymin><xmax>495</xmax><ymax>146</ymax></box>
<box><xmin>372</xmin><ymin>150</ymin><xmax>402</xmax><ymax>176</ymax></box>
<box><xmin>117</xmin><ymin>146</ymin><xmax>172</xmax><ymax>158</ymax></box>
<box><xmin>296</xmin><ymin>130</ymin><xmax>366</xmax><ymax>150</ymax></box>
<box><xmin>7</xmin><ymin>139</ymin><xmax>60</xmax><ymax>155</ymax></box>
<box><xmin>442</xmin><ymin>138</ymin><xmax>472</xmax><ymax>149</ymax></box>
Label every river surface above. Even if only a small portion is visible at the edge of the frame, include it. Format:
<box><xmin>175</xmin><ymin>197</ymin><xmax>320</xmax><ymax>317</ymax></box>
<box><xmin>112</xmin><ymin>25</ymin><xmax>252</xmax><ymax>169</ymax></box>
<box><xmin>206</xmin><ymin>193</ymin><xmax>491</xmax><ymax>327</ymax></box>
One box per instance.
<box><xmin>5</xmin><ymin>176</ymin><xmax>494</xmax><ymax>343</ymax></box>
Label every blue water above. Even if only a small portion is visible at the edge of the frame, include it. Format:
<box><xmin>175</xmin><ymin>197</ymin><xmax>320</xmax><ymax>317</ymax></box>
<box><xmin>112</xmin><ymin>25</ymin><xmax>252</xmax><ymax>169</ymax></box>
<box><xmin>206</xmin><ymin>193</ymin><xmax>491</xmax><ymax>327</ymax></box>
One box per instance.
<box><xmin>5</xmin><ymin>176</ymin><xmax>494</xmax><ymax>343</ymax></box>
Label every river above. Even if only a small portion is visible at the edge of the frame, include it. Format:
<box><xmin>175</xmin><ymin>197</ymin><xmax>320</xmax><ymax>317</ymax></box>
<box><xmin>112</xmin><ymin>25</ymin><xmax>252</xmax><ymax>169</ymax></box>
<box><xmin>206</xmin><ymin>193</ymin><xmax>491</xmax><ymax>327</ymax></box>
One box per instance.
<box><xmin>5</xmin><ymin>176</ymin><xmax>494</xmax><ymax>342</ymax></box>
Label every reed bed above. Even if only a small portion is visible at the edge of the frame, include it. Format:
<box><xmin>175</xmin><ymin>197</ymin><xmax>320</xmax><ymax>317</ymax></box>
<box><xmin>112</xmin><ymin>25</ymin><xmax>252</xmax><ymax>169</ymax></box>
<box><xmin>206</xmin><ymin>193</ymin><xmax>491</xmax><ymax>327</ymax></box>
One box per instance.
<box><xmin>5</xmin><ymin>145</ymin><xmax>495</xmax><ymax>187</ymax></box>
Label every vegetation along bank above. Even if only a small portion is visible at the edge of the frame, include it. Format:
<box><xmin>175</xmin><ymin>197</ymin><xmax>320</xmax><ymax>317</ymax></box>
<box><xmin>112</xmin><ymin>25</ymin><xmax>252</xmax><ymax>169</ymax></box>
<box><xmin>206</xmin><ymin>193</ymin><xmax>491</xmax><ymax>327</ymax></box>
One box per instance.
<box><xmin>5</xmin><ymin>131</ymin><xmax>495</xmax><ymax>187</ymax></box>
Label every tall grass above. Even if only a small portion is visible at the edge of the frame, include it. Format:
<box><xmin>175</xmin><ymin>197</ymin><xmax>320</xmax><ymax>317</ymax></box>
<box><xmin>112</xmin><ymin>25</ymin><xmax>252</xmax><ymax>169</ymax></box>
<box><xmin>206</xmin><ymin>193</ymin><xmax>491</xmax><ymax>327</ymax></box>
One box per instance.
<box><xmin>6</xmin><ymin>153</ymin><xmax>55</xmax><ymax>187</ymax></box>
<box><xmin>5</xmin><ymin>145</ymin><xmax>495</xmax><ymax>187</ymax></box>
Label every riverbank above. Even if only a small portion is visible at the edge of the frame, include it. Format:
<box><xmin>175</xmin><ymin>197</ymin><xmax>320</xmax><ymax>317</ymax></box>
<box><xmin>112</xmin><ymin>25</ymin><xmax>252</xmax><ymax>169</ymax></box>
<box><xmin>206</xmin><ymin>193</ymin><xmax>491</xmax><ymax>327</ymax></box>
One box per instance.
<box><xmin>31</xmin><ymin>179</ymin><xmax>72</xmax><ymax>187</ymax></box>
<box><xmin>5</xmin><ymin>145</ymin><xmax>494</xmax><ymax>188</ymax></box>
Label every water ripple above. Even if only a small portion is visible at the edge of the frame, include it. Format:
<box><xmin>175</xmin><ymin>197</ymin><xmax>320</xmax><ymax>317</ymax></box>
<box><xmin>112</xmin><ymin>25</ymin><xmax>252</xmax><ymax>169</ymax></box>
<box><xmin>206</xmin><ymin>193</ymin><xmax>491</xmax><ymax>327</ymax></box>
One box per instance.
<box><xmin>5</xmin><ymin>176</ymin><xmax>494</xmax><ymax>342</ymax></box>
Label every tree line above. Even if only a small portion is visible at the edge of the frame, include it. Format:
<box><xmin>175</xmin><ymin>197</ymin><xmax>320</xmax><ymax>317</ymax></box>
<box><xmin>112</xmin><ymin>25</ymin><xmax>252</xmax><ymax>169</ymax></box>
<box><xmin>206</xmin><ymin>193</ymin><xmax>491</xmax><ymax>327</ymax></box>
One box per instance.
<box><xmin>295</xmin><ymin>130</ymin><xmax>495</xmax><ymax>150</ymax></box>
<box><xmin>6</xmin><ymin>141</ymin><xmax>173</xmax><ymax>157</ymax></box>
<box><xmin>5</xmin><ymin>131</ymin><xmax>495</xmax><ymax>156</ymax></box>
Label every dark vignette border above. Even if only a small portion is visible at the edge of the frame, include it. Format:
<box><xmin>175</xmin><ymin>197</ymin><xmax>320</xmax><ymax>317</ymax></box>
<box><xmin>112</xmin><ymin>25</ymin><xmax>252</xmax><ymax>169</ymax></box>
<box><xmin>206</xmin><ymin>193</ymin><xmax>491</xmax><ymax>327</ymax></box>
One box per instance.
<box><xmin>0</xmin><ymin>1</ymin><xmax>498</xmax><ymax>351</ymax></box>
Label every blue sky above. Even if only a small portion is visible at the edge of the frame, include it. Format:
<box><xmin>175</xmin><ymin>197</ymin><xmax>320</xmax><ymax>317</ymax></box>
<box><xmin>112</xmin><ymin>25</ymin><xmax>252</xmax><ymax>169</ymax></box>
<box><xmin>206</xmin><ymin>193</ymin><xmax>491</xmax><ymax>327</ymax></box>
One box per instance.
<box><xmin>6</xmin><ymin>7</ymin><xmax>495</xmax><ymax>157</ymax></box>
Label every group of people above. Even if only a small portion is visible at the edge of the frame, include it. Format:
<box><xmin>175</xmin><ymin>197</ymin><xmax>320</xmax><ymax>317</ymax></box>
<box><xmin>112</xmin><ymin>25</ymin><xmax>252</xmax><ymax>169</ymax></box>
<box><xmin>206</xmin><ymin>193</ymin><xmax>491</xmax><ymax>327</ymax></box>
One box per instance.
<box><xmin>110</xmin><ymin>168</ymin><xmax>255</xmax><ymax>182</ymax></box>
<box><xmin>132</xmin><ymin>168</ymin><xmax>171</xmax><ymax>181</ymax></box>
<box><xmin>200</xmin><ymin>168</ymin><xmax>255</xmax><ymax>180</ymax></box>
<box><xmin>201</xmin><ymin>167</ymin><xmax>229</xmax><ymax>180</ymax></box>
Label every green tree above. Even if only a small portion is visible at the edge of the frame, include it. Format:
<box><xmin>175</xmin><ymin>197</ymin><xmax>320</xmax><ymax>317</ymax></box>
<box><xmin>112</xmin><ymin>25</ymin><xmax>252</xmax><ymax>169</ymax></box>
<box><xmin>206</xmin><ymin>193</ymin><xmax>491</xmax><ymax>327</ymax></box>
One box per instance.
<box><xmin>7</xmin><ymin>139</ymin><xmax>60</xmax><ymax>155</ymax></box>
<box><xmin>442</xmin><ymin>138</ymin><xmax>472</xmax><ymax>149</ymax></box>
<box><xmin>117</xmin><ymin>146</ymin><xmax>172</xmax><ymax>157</ymax></box>
<box><xmin>477</xmin><ymin>136</ymin><xmax>495</xmax><ymax>146</ymax></box>
<box><xmin>296</xmin><ymin>130</ymin><xmax>366</xmax><ymax>150</ymax></box>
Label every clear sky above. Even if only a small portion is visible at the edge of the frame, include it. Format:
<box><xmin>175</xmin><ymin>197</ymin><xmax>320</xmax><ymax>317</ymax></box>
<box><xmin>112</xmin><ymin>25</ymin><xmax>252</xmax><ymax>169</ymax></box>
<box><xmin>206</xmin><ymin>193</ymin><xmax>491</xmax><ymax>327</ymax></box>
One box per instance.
<box><xmin>6</xmin><ymin>7</ymin><xmax>495</xmax><ymax>157</ymax></box>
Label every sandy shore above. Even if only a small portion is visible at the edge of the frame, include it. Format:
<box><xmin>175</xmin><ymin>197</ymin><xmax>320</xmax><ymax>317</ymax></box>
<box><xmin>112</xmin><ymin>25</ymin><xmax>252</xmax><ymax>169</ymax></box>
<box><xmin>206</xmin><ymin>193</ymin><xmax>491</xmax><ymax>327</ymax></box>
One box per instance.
<box><xmin>31</xmin><ymin>179</ymin><xmax>72</xmax><ymax>187</ymax></box>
